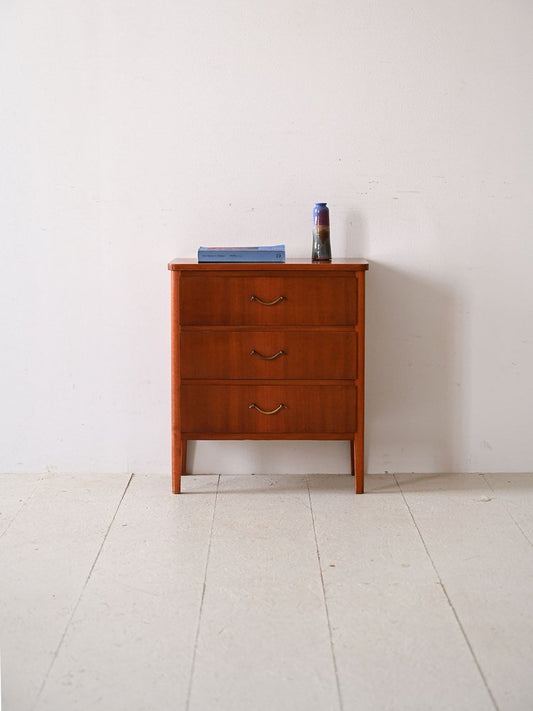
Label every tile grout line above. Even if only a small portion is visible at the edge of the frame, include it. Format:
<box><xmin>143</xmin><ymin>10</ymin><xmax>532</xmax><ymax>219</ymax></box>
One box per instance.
<box><xmin>393</xmin><ymin>474</ymin><xmax>500</xmax><ymax>711</ymax></box>
<box><xmin>33</xmin><ymin>472</ymin><xmax>135</xmax><ymax>709</ymax></box>
<box><xmin>481</xmin><ymin>474</ymin><xmax>533</xmax><ymax>547</ymax></box>
<box><xmin>307</xmin><ymin>478</ymin><xmax>344</xmax><ymax>711</ymax></box>
<box><xmin>185</xmin><ymin>474</ymin><xmax>220</xmax><ymax>711</ymax></box>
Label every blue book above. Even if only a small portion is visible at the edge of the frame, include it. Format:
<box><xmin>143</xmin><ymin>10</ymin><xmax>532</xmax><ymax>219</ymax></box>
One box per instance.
<box><xmin>198</xmin><ymin>245</ymin><xmax>285</xmax><ymax>263</ymax></box>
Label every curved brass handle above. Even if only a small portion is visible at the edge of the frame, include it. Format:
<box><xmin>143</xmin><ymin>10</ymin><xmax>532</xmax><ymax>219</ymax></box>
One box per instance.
<box><xmin>248</xmin><ymin>403</ymin><xmax>287</xmax><ymax>415</ymax></box>
<box><xmin>250</xmin><ymin>349</ymin><xmax>286</xmax><ymax>360</ymax></box>
<box><xmin>250</xmin><ymin>295</ymin><xmax>286</xmax><ymax>306</ymax></box>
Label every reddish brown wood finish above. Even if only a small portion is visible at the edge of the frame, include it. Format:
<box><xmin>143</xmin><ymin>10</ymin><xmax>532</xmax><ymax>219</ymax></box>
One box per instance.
<box><xmin>180</xmin><ymin>274</ymin><xmax>357</xmax><ymax>326</ymax></box>
<box><xmin>169</xmin><ymin>259</ymin><xmax>369</xmax><ymax>494</ymax></box>
<box><xmin>180</xmin><ymin>330</ymin><xmax>357</xmax><ymax>380</ymax></box>
<box><xmin>168</xmin><ymin>258</ymin><xmax>369</xmax><ymax>270</ymax></box>
<box><xmin>181</xmin><ymin>384</ymin><xmax>356</xmax><ymax>434</ymax></box>
<box><xmin>170</xmin><ymin>270</ymin><xmax>182</xmax><ymax>494</ymax></box>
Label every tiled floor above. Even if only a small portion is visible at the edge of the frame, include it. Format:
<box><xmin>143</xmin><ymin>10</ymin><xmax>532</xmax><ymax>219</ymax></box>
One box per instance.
<box><xmin>1</xmin><ymin>472</ymin><xmax>532</xmax><ymax>711</ymax></box>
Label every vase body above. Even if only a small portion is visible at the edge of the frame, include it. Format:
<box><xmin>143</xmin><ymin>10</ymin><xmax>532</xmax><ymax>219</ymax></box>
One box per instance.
<box><xmin>311</xmin><ymin>202</ymin><xmax>331</xmax><ymax>261</ymax></box>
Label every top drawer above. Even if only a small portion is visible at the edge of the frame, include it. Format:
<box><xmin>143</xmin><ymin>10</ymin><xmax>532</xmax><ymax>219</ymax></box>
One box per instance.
<box><xmin>179</xmin><ymin>273</ymin><xmax>357</xmax><ymax>326</ymax></box>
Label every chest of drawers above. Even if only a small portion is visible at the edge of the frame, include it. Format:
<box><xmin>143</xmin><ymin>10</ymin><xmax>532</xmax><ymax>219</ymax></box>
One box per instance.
<box><xmin>168</xmin><ymin>259</ymin><xmax>369</xmax><ymax>493</ymax></box>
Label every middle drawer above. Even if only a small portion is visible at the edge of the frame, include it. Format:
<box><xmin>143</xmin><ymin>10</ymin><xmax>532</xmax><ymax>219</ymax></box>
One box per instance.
<box><xmin>180</xmin><ymin>330</ymin><xmax>357</xmax><ymax>380</ymax></box>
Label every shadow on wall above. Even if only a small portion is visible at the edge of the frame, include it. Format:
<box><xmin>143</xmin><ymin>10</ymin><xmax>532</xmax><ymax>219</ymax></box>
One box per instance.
<box><xmin>365</xmin><ymin>262</ymin><xmax>464</xmax><ymax>474</ymax></box>
<box><xmin>184</xmin><ymin>259</ymin><xmax>464</xmax><ymax>477</ymax></box>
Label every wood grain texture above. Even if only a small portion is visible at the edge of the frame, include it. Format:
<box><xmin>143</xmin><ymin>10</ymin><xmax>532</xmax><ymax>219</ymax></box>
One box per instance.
<box><xmin>180</xmin><ymin>329</ymin><xmax>357</xmax><ymax>380</ymax></box>
<box><xmin>170</xmin><ymin>270</ymin><xmax>182</xmax><ymax>493</ymax></box>
<box><xmin>179</xmin><ymin>274</ymin><xmax>357</xmax><ymax>325</ymax></box>
<box><xmin>181</xmin><ymin>383</ymin><xmax>356</xmax><ymax>434</ymax></box>
<box><xmin>169</xmin><ymin>258</ymin><xmax>369</xmax><ymax>270</ymax></box>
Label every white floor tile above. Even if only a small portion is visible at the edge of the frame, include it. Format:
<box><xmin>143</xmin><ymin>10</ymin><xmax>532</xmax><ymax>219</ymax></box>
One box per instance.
<box><xmin>0</xmin><ymin>473</ymin><xmax>43</xmax><ymax>536</ymax></box>
<box><xmin>0</xmin><ymin>473</ymin><xmax>131</xmax><ymax>711</ymax></box>
<box><xmin>188</xmin><ymin>475</ymin><xmax>339</xmax><ymax>711</ymax></box>
<box><xmin>397</xmin><ymin>473</ymin><xmax>533</xmax><ymax>711</ymax></box>
<box><xmin>34</xmin><ymin>474</ymin><xmax>218</xmax><ymax>711</ymax></box>
<box><xmin>2</xmin><ymin>471</ymin><xmax>532</xmax><ymax>711</ymax></box>
<box><xmin>483</xmin><ymin>473</ymin><xmax>533</xmax><ymax>545</ymax></box>
<box><xmin>309</xmin><ymin>474</ymin><xmax>494</xmax><ymax>710</ymax></box>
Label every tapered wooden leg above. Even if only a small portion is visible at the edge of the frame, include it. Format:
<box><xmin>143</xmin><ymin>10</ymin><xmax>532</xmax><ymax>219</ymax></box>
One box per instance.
<box><xmin>172</xmin><ymin>439</ymin><xmax>181</xmax><ymax>494</ymax></box>
<box><xmin>354</xmin><ymin>431</ymin><xmax>364</xmax><ymax>494</ymax></box>
<box><xmin>172</xmin><ymin>439</ymin><xmax>188</xmax><ymax>492</ymax></box>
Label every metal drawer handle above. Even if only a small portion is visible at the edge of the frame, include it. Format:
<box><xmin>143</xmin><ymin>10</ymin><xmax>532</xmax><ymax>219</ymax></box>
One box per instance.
<box><xmin>250</xmin><ymin>349</ymin><xmax>286</xmax><ymax>360</ymax></box>
<box><xmin>248</xmin><ymin>403</ymin><xmax>287</xmax><ymax>415</ymax></box>
<box><xmin>250</xmin><ymin>295</ymin><xmax>286</xmax><ymax>306</ymax></box>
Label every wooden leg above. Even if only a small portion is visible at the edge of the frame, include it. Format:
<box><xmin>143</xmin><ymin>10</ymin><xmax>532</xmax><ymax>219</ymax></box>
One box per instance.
<box><xmin>350</xmin><ymin>439</ymin><xmax>355</xmax><ymax>476</ymax></box>
<box><xmin>354</xmin><ymin>431</ymin><xmax>364</xmax><ymax>494</ymax></box>
<box><xmin>172</xmin><ymin>440</ymin><xmax>189</xmax><ymax>493</ymax></box>
<box><xmin>172</xmin><ymin>437</ymin><xmax>181</xmax><ymax>494</ymax></box>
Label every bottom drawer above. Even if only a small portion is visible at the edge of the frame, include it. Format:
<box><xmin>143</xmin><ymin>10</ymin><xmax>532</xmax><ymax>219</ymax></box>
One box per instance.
<box><xmin>181</xmin><ymin>384</ymin><xmax>356</xmax><ymax>434</ymax></box>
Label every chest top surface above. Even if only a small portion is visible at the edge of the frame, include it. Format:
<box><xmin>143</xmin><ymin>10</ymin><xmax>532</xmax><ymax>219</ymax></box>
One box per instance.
<box><xmin>168</xmin><ymin>258</ymin><xmax>369</xmax><ymax>272</ymax></box>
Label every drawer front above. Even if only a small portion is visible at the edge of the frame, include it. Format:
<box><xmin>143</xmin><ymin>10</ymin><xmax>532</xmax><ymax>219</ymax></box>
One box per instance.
<box><xmin>180</xmin><ymin>330</ymin><xmax>357</xmax><ymax>380</ymax></box>
<box><xmin>179</xmin><ymin>274</ymin><xmax>357</xmax><ymax>326</ymax></box>
<box><xmin>181</xmin><ymin>384</ymin><xmax>356</xmax><ymax>434</ymax></box>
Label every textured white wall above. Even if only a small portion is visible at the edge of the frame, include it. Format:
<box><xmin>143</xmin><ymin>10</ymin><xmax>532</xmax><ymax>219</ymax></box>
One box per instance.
<box><xmin>1</xmin><ymin>1</ymin><xmax>532</xmax><ymax>475</ymax></box>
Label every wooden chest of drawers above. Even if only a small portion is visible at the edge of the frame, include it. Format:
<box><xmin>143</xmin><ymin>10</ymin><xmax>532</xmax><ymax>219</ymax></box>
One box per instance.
<box><xmin>168</xmin><ymin>259</ymin><xmax>369</xmax><ymax>493</ymax></box>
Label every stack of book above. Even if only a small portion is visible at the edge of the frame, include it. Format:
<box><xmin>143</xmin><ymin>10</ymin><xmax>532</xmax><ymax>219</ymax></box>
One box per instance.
<box><xmin>198</xmin><ymin>245</ymin><xmax>285</xmax><ymax>263</ymax></box>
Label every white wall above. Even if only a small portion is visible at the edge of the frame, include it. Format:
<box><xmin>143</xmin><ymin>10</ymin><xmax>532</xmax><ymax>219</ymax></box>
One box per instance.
<box><xmin>1</xmin><ymin>0</ymin><xmax>532</xmax><ymax>476</ymax></box>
